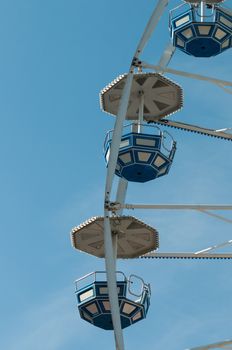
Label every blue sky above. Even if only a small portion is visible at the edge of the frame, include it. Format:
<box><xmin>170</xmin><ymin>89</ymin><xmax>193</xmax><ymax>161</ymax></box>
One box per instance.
<box><xmin>0</xmin><ymin>1</ymin><xmax>231</xmax><ymax>349</ymax></box>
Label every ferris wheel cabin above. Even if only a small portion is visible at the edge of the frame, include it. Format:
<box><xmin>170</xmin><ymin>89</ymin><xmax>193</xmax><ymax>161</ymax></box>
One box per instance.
<box><xmin>75</xmin><ymin>271</ymin><xmax>151</xmax><ymax>330</ymax></box>
<box><xmin>101</xmin><ymin>73</ymin><xmax>182</xmax><ymax>183</ymax></box>
<box><xmin>170</xmin><ymin>0</ymin><xmax>232</xmax><ymax>57</ymax></box>
<box><xmin>104</xmin><ymin>124</ymin><xmax>176</xmax><ymax>183</ymax></box>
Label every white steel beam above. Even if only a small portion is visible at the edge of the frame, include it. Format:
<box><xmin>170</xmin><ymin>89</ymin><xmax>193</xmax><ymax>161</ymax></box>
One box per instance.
<box><xmin>115</xmin><ymin>178</ymin><xmax>128</xmax><ymax>216</ymax></box>
<box><xmin>103</xmin><ymin>73</ymin><xmax>134</xmax><ymax>350</ymax></box>
<box><xmin>157</xmin><ymin>42</ymin><xmax>176</xmax><ymax>73</ymax></box>
<box><xmin>198</xmin><ymin>210</ymin><xmax>232</xmax><ymax>224</ymax></box>
<box><xmin>104</xmin><ymin>71</ymin><xmax>134</xmax><ymax>350</ymax></box>
<box><xmin>133</xmin><ymin>0</ymin><xmax>169</xmax><ymax>60</ymax></box>
<box><xmin>103</xmin><ymin>1</ymin><xmax>172</xmax><ymax>348</ymax></box>
<box><xmin>141</xmin><ymin>252</ymin><xmax>232</xmax><ymax>259</ymax></box>
<box><xmin>141</xmin><ymin>62</ymin><xmax>232</xmax><ymax>93</ymax></box>
<box><xmin>154</xmin><ymin>119</ymin><xmax>232</xmax><ymax>142</ymax></box>
<box><xmin>195</xmin><ymin>240</ymin><xmax>232</xmax><ymax>254</ymax></box>
<box><xmin>187</xmin><ymin>340</ymin><xmax>232</xmax><ymax>350</ymax></box>
<box><xmin>111</xmin><ymin>203</ymin><xmax>232</xmax><ymax>211</ymax></box>
<box><xmin>105</xmin><ymin>72</ymin><xmax>134</xmax><ymax>200</ymax></box>
<box><xmin>138</xmin><ymin>92</ymin><xmax>144</xmax><ymax>133</ymax></box>
<box><xmin>215</xmin><ymin>128</ymin><xmax>232</xmax><ymax>133</ymax></box>
<box><xmin>104</xmin><ymin>214</ymin><xmax>124</xmax><ymax>350</ymax></box>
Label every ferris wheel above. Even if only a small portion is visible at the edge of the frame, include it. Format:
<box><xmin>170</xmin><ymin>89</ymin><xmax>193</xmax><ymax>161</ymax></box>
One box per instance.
<box><xmin>71</xmin><ymin>1</ymin><xmax>232</xmax><ymax>349</ymax></box>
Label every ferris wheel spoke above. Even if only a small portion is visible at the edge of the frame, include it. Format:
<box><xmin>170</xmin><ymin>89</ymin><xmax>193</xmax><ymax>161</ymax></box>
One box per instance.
<box><xmin>217</xmin><ymin>84</ymin><xmax>232</xmax><ymax>94</ymax></box>
<box><xmin>115</xmin><ymin>178</ymin><xmax>128</xmax><ymax>215</ymax></box>
<box><xmin>198</xmin><ymin>209</ymin><xmax>232</xmax><ymax>224</ymax></box>
<box><xmin>195</xmin><ymin>239</ymin><xmax>232</xmax><ymax>254</ymax></box>
<box><xmin>141</xmin><ymin>61</ymin><xmax>232</xmax><ymax>93</ymax></box>
<box><xmin>133</xmin><ymin>0</ymin><xmax>169</xmax><ymax>61</ymax></box>
<box><xmin>154</xmin><ymin>119</ymin><xmax>232</xmax><ymax>142</ymax></box>
<box><xmin>157</xmin><ymin>41</ymin><xmax>176</xmax><ymax>73</ymax></box>
<box><xmin>187</xmin><ymin>339</ymin><xmax>232</xmax><ymax>350</ymax></box>
<box><xmin>140</xmin><ymin>252</ymin><xmax>232</xmax><ymax>260</ymax></box>
<box><xmin>108</xmin><ymin>203</ymin><xmax>232</xmax><ymax>225</ymax></box>
<box><xmin>109</xmin><ymin>203</ymin><xmax>232</xmax><ymax>211</ymax></box>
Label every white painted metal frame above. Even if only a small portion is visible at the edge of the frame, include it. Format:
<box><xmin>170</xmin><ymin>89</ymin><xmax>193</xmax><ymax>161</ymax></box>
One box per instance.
<box><xmin>102</xmin><ymin>0</ymin><xmax>232</xmax><ymax>348</ymax></box>
<box><xmin>195</xmin><ymin>239</ymin><xmax>232</xmax><ymax>254</ymax></box>
<box><xmin>107</xmin><ymin>203</ymin><xmax>232</xmax><ymax>224</ymax></box>
<box><xmin>187</xmin><ymin>340</ymin><xmax>232</xmax><ymax>350</ymax></box>
<box><xmin>109</xmin><ymin>203</ymin><xmax>232</xmax><ymax>225</ymax></box>
<box><xmin>109</xmin><ymin>203</ymin><xmax>232</xmax><ymax>211</ymax></box>
<box><xmin>141</xmin><ymin>252</ymin><xmax>232</xmax><ymax>259</ymax></box>
<box><xmin>154</xmin><ymin>119</ymin><xmax>232</xmax><ymax>141</ymax></box>
<box><xmin>103</xmin><ymin>1</ymin><xmax>169</xmax><ymax>349</ymax></box>
<box><xmin>157</xmin><ymin>42</ymin><xmax>176</xmax><ymax>73</ymax></box>
<box><xmin>107</xmin><ymin>203</ymin><xmax>232</xmax><ymax>259</ymax></box>
<box><xmin>141</xmin><ymin>62</ymin><xmax>232</xmax><ymax>93</ymax></box>
<box><xmin>142</xmin><ymin>238</ymin><xmax>232</xmax><ymax>260</ymax></box>
<box><xmin>141</xmin><ymin>239</ymin><xmax>232</xmax><ymax>260</ymax></box>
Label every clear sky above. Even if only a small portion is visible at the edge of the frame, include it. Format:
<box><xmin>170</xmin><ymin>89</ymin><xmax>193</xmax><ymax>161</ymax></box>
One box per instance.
<box><xmin>0</xmin><ymin>1</ymin><xmax>231</xmax><ymax>349</ymax></box>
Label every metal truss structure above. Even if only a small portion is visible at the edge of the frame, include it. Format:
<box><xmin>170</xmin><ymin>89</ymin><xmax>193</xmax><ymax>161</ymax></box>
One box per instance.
<box><xmin>75</xmin><ymin>1</ymin><xmax>232</xmax><ymax>349</ymax></box>
<box><xmin>101</xmin><ymin>2</ymin><xmax>232</xmax><ymax>348</ymax></box>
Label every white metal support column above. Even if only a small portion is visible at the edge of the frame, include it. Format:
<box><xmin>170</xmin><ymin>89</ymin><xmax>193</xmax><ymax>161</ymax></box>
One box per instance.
<box><xmin>138</xmin><ymin>92</ymin><xmax>144</xmax><ymax>133</ymax></box>
<box><xmin>103</xmin><ymin>1</ymin><xmax>170</xmax><ymax>348</ymax></box>
<box><xmin>104</xmin><ymin>72</ymin><xmax>134</xmax><ymax>350</ymax></box>
<box><xmin>113</xmin><ymin>178</ymin><xmax>128</xmax><ymax>260</ymax></box>
<box><xmin>116</xmin><ymin>178</ymin><xmax>128</xmax><ymax>216</ymax></box>
<box><xmin>104</xmin><ymin>72</ymin><xmax>134</xmax><ymax>201</ymax></box>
